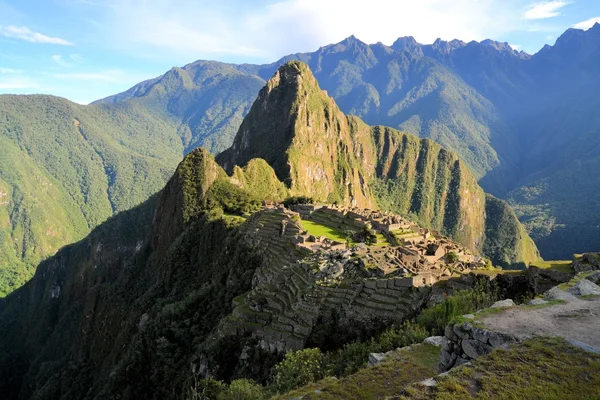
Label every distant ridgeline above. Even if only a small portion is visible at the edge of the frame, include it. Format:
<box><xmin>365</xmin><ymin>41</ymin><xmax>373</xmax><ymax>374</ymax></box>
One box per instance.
<box><xmin>0</xmin><ymin>62</ymin><xmax>539</xmax><ymax>399</ymax></box>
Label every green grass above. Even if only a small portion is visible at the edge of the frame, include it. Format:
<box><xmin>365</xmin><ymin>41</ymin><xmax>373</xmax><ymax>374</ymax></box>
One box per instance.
<box><xmin>273</xmin><ymin>344</ymin><xmax>440</xmax><ymax>400</ymax></box>
<box><xmin>372</xmin><ymin>232</ymin><xmax>390</xmax><ymax>247</ymax></box>
<box><xmin>530</xmin><ymin>260</ymin><xmax>574</xmax><ymax>273</ymax></box>
<box><xmin>402</xmin><ymin>337</ymin><xmax>600</xmax><ymax>399</ymax></box>
<box><xmin>300</xmin><ymin>219</ymin><xmax>347</xmax><ymax>243</ymax></box>
<box><xmin>558</xmin><ymin>271</ymin><xmax>598</xmax><ymax>290</ymax></box>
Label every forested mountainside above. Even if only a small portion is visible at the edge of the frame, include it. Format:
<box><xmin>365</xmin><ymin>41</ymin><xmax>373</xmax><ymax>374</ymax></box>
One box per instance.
<box><xmin>0</xmin><ymin>62</ymin><xmax>538</xmax><ymax>399</ymax></box>
<box><xmin>98</xmin><ymin>24</ymin><xmax>600</xmax><ymax>259</ymax></box>
<box><xmin>0</xmin><ymin>95</ymin><xmax>182</xmax><ymax>295</ymax></box>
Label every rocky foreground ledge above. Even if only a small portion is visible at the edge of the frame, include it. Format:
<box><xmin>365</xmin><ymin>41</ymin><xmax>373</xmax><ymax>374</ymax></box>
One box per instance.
<box><xmin>440</xmin><ymin>271</ymin><xmax>600</xmax><ymax>372</ymax></box>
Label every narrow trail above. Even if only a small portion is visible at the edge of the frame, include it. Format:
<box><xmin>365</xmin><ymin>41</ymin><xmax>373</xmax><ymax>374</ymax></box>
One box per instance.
<box><xmin>481</xmin><ymin>297</ymin><xmax>600</xmax><ymax>348</ymax></box>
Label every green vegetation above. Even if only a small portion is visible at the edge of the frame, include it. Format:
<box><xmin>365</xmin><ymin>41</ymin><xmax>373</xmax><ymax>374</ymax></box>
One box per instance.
<box><xmin>96</xmin><ymin>61</ymin><xmax>265</xmax><ymax>155</ymax></box>
<box><xmin>403</xmin><ymin>337</ymin><xmax>600</xmax><ymax>399</ymax></box>
<box><xmin>300</xmin><ymin>220</ymin><xmax>347</xmax><ymax>242</ymax></box>
<box><xmin>417</xmin><ymin>279</ymin><xmax>501</xmax><ymax>335</ymax></box>
<box><xmin>277</xmin><ymin>344</ymin><xmax>440</xmax><ymax>400</ymax></box>
<box><xmin>207</xmin><ymin>180</ymin><xmax>262</xmax><ymax>216</ymax></box>
<box><xmin>232</xmin><ymin>159</ymin><xmax>289</xmax><ymax>202</ymax></box>
<box><xmin>0</xmin><ymin>95</ymin><xmax>183</xmax><ymax>296</ymax></box>
<box><xmin>282</xmin><ymin>195</ymin><xmax>315</xmax><ymax>207</ymax></box>
<box><xmin>273</xmin><ymin>348</ymin><xmax>325</xmax><ymax>393</ymax></box>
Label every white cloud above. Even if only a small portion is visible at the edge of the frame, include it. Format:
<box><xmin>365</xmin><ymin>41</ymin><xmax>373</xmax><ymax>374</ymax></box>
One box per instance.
<box><xmin>523</xmin><ymin>1</ymin><xmax>569</xmax><ymax>20</ymax></box>
<box><xmin>509</xmin><ymin>44</ymin><xmax>522</xmax><ymax>50</ymax></box>
<box><xmin>98</xmin><ymin>0</ymin><xmax>523</xmax><ymax>62</ymax></box>
<box><xmin>52</xmin><ymin>55</ymin><xmax>73</xmax><ymax>67</ymax></box>
<box><xmin>0</xmin><ymin>25</ymin><xmax>73</xmax><ymax>45</ymax></box>
<box><xmin>573</xmin><ymin>17</ymin><xmax>600</xmax><ymax>30</ymax></box>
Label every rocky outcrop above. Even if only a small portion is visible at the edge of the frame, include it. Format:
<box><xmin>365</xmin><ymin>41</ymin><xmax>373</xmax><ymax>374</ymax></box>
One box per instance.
<box><xmin>440</xmin><ymin>322</ymin><xmax>518</xmax><ymax>372</ymax></box>
<box><xmin>573</xmin><ymin>253</ymin><xmax>600</xmax><ymax>272</ymax></box>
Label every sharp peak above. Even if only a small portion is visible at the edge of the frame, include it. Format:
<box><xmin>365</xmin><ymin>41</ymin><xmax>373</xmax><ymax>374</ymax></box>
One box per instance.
<box><xmin>335</xmin><ymin>34</ymin><xmax>368</xmax><ymax>47</ymax></box>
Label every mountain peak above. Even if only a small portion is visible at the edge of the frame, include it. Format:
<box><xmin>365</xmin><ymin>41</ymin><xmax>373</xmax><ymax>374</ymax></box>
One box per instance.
<box><xmin>217</xmin><ymin>61</ymin><xmax>331</xmax><ymax>184</ymax></box>
<box><xmin>391</xmin><ymin>36</ymin><xmax>423</xmax><ymax>54</ymax></box>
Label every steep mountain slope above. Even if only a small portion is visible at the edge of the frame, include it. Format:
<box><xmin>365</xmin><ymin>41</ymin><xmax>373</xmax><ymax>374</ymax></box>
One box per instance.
<box><xmin>0</xmin><ymin>95</ymin><xmax>182</xmax><ymax>295</ymax></box>
<box><xmin>218</xmin><ymin>61</ymin><xmax>538</xmax><ymax>266</ymax></box>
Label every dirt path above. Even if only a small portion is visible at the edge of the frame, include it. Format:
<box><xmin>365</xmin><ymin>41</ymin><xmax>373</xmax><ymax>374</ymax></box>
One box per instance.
<box><xmin>481</xmin><ymin>298</ymin><xmax>600</xmax><ymax>348</ymax></box>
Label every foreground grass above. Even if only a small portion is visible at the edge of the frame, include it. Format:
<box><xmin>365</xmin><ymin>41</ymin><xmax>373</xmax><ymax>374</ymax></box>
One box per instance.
<box><xmin>402</xmin><ymin>337</ymin><xmax>600</xmax><ymax>399</ymax></box>
<box><xmin>273</xmin><ymin>344</ymin><xmax>440</xmax><ymax>400</ymax></box>
<box><xmin>301</xmin><ymin>220</ymin><xmax>347</xmax><ymax>242</ymax></box>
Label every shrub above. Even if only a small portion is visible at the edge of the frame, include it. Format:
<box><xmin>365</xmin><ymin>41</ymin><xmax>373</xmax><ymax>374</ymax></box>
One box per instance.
<box><xmin>417</xmin><ymin>279</ymin><xmax>500</xmax><ymax>335</ymax></box>
<box><xmin>373</xmin><ymin>321</ymin><xmax>429</xmax><ymax>353</ymax></box>
<box><xmin>445</xmin><ymin>251</ymin><xmax>459</xmax><ymax>264</ymax></box>
<box><xmin>206</xmin><ymin>180</ymin><xmax>261</xmax><ymax>216</ymax></box>
<box><xmin>273</xmin><ymin>348</ymin><xmax>324</xmax><ymax>393</ymax></box>
<box><xmin>190</xmin><ymin>378</ymin><xmax>226</xmax><ymax>400</ymax></box>
<box><xmin>218</xmin><ymin>379</ymin><xmax>265</xmax><ymax>400</ymax></box>
<box><xmin>323</xmin><ymin>321</ymin><xmax>429</xmax><ymax>378</ymax></box>
<box><xmin>282</xmin><ymin>196</ymin><xmax>314</xmax><ymax>207</ymax></box>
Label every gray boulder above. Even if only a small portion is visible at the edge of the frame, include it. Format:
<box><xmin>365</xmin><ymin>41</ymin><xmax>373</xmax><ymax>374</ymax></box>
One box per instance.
<box><xmin>566</xmin><ymin>339</ymin><xmax>600</xmax><ymax>354</ymax></box>
<box><xmin>453</xmin><ymin>322</ymin><xmax>473</xmax><ymax>339</ymax></box>
<box><xmin>586</xmin><ymin>271</ymin><xmax>600</xmax><ymax>284</ymax></box>
<box><xmin>567</xmin><ymin>279</ymin><xmax>600</xmax><ymax>296</ymax></box>
<box><xmin>439</xmin><ymin>349</ymin><xmax>457</xmax><ymax>369</ymax></box>
<box><xmin>368</xmin><ymin>352</ymin><xmax>387</xmax><ymax>366</ymax></box>
<box><xmin>488</xmin><ymin>331</ymin><xmax>518</xmax><ymax>348</ymax></box>
<box><xmin>544</xmin><ymin>286</ymin><xmax>579</xmax><ymax>302</ymax></box>
<box><xmin>423</xmin><ymin>336</ymin><xmax>444</xmax><ymax>347</ymax></box>
<box><xmin>461</xmin><ymin>339</ymin><xmax>493</xmax><ymax>359</ymax></box>
<box><xmin>490</xmin><ymin>299</ymin><xmax>515</xmax><ymax>309</ymax></box>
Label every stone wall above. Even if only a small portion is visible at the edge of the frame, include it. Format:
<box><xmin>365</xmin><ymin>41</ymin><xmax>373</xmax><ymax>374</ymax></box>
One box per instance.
<box><xmin>439</xmin><ymin>322</ymin><xmax>518</xmax><ymax>372</ymax></box>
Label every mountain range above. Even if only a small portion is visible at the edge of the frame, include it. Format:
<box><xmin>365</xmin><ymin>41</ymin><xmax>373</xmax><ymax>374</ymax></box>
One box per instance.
<box><xmin>0</xmin><ymin>61</ymin><xmax>538</xmax><ymax>399</ymax></box>
<box><xmin>0</xmin><ymin>24</ymin><xmax>599</xmax><ymax>296</ymax></box>
<box><xmin>96</xmin><ymin>23</ymin><xmax>600</xmax><ymax>260</ymax></box>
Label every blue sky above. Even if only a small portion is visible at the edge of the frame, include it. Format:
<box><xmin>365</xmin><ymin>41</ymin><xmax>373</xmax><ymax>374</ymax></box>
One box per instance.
<box><xmin>1</xmin><ymin>0</ymin><xmax>599</xmax><ymax>104</ymax></box>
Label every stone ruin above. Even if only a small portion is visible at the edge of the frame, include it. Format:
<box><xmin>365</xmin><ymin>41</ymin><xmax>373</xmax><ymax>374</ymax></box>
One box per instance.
<box><xmin>215</xmin><ymin>203</ymin><xmax>489</xmax><ymax>355</ymax></box>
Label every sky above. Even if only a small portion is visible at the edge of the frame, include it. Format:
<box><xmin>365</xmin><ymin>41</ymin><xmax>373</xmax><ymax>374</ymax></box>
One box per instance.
<box><xmin>1</xmin><ymin>0</ymin><xmax>599</xmax><ymax>104</ymax></box>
